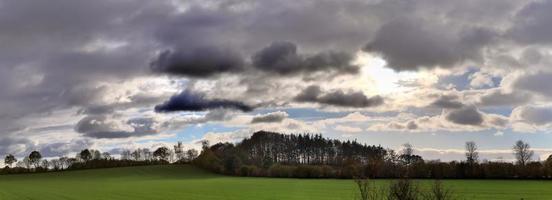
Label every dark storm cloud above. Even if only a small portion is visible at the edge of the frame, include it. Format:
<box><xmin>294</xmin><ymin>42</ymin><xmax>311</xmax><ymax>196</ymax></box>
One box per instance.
<box><xmin>75</xmin><ymin>116</ymin><xmax>158</xmax><ymax>139</ymax></box>
<box><xmin>252</xmin><ymin>41</ymin><xmax>359</xmax><ymax>75</ymax></box>
<box><xmin>430</xmin><ymin>95</ymin><xmax>464</xmax><ymax>109</ymax></box>
<box><xmin>251</xmin><ymin>111</ymin><xmax>288</xmax><ymax>123</ymax></box>
<box><xmin>294</xmin><ymin>85</ymin><xmax>384</xmax><ymax>108</ymax></box>
<box><xmin>445</xmin><ymin>106</ymin><xmax>484</xmax><ymax>126</ymax></box>
<box><xmin>155</xmin><ymin>91</ymin><xmax>254</xmax><ymax>112</ymax></box>
<box><xmin>150</xmin><ymin>46</ymin><xmax>245</xmax><ymax>78</ymax></box>
<box><xmin>363</xmin><ymin>18</ymin><xmax>497</xmax><ymax>71</ymax></box>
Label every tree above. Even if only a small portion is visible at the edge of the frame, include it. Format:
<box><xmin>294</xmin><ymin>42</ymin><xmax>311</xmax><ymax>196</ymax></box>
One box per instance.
<box><xmin>465</xmin><ymin>141</ymin><xmax>479</xmax><ymax>165</ymax></box>
<box><xmin>121</xmin><ymin>150</ymin><xmax>132</xmax><ymax>160</ymax></box>
<box><xmin>153</xmin><ymin>147</ymin><xmax>171</xmax><ymax>162</ymax></box>
<box><xmin>4</xmin><ymin>154</ymin><xmax>17</xmax><ymax>168</ymax></box>
<box><xmin>131</xmin><ymin>149</ymin><xmax>141</xmax><ymax>161</ymax></box>
<box><xmin>102</xmin><ymin>152</ymin><xmax>112</xmax><ymax>160</ymax></box>
<box><xmin>28</xmin><ymin>151</ymin><xmax>42</xmax><ymax>168</ymax></box>
<box><xmin>79</xmin><ymin>149</ymin><xmax>92</xmax><ymax>162</ymax></box>
<box><xmin>90</xmin><ymin>149</ymin><xmax>102</xmax><ymax>160</ymax></box>
<box><xmin>513</xmin><ymin>140</ymin><xmax>534</xmax><ymax>166</ymax></box>
<box><xmin>40</xmin><ymin>159</ymin><xmax>49</xmax><ymax>169</ymax></box>
<box><xmin>402</xmin><ymin>143</ymin><xmax>414</xmax><ymax>157</ymax></box>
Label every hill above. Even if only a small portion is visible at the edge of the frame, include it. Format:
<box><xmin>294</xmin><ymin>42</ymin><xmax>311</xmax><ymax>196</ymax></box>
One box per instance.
<box><xmin>1</xmin><ymin>165</ymin><xmax>552</xmax><ymax>199</ymax></box>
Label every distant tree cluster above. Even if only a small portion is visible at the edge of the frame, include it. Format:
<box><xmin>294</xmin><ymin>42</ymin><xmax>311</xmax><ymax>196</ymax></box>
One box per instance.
<box><xmin>1</xmin><ymin>143</ymin><xmax>199</xmax><ymax>175</ymax></box>
<box><xmin>194</xmin><ymin>131</ymin><xmax>552</xmax><ymax>179</ymax></box>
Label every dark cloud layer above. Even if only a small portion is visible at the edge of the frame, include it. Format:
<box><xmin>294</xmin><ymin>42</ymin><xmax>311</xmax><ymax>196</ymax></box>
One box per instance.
<box><xmin>151</xmin><ymin>46</ymin><xmax>245</xmax><ymax>77</ymax></box>
<box><xmin>252</xmin><ymin>41</ymin><xmax>359</xmax><ymax>75</ymax></box>
<box><xmin>295</xmin><ymin>85</ymin><xmax>383</xmax><ymax>108</ymax></box>
<box><xmin>155</xmin><ymin>91</ymin><xmax>254</xmax><ymax>112</ymax></box>
<box><xmin>363</xmin><ymin>18</ymin><xmax>496</xmax><ymax>71</ymax></box>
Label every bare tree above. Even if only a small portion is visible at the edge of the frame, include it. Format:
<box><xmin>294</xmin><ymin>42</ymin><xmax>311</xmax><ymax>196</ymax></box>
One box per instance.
<box><xmin>465</xmin><ymin>141</ymin><xmax>478</xmax><ymax>165</ymax></box>
<box><xmin>131</xmin><ymin>149</ymin><xmax>141</xmax><ymax>161</ymax></box>
<box><xmin>121</xmin><ymin>149</ymin><xmax>132</xmax><ymax>160</ymax></box>
<box><xmin>513</xmin><ymin>140</ymin><xmax>534</xmax><ymax>166</ymax></box>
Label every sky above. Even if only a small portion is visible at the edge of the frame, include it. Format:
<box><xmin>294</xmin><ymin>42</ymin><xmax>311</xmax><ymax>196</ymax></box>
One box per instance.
<box><xmin>2</xmin><ymin>0</ymin><xmax>552</xmax><ymax>162</ymax></box>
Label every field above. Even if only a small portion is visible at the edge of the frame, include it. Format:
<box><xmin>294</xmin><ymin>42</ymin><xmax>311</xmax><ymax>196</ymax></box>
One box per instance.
<box><xmin>1</xmin><ymin>165</ymin><xmax>552</xmax><ymax>200</ymax></box>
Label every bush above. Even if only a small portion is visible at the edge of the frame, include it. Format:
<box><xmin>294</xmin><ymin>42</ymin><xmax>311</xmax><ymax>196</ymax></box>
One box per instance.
<box><xmin>387</xmin><ymin>178</ymin><xmax>420</xmax><ymax>200</ymax></box>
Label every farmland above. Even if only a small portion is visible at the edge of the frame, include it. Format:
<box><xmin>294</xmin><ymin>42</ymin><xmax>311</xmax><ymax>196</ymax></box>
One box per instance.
<box><xmin>0</xmin><ymin>165</ymin><xmax>551</xmax><ymax>200</ymax></box>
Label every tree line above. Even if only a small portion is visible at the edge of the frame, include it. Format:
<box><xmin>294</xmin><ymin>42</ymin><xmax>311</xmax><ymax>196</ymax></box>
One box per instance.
<box><xmin>1</xmin><ymin>142</ymin><xmax>199</xmax><ymax>174</ymax></box>
<box><xmin>194</xmin><ymin>131</ymin><xmax>552</xmax><ymax>179</ymax></box>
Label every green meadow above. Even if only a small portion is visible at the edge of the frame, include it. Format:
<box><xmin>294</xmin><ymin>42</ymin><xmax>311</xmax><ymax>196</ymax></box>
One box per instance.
<box><xmin>0</xmin><ymin>165</ymin><xmax>551</xmax><ymax>200</ymax></box>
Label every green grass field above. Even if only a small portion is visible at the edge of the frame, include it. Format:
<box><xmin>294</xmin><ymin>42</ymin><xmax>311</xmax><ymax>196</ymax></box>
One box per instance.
<box><xmin>0</xmin><ymin>165</ymin><xmax>551</xmax><ymax>200</ymax></box>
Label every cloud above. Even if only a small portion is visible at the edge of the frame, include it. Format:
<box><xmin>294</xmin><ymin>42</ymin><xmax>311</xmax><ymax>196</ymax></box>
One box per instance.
<box><xmin>477</xmin><ymin>88</ymin><xmax>532</xmax><ymax>107</ymax></box>
<box><xmin>445</xmin><ymin>105</ymin><xmax>484</xmax><ymax>125</ymax></box>
<box><xmin>363</xmin><ymin>18</ymin><xmax>496</xmax><ymax>71</ymax></box>
<box><xmin>251</xmin><ymin>111</ymin><xmax>288</xmax><ymax>123</ymax></box>
<box><xmin>39</xmin><ymin>139</ymin><xmax>93</xmax><ymax>157</ymax></box>
<box><xmin>511</xmin><ymin>106</ymin><xmax>552</xmax><ymax>126</ymax></box>
<box><xmin>512</xmin><ymin>71</ymin><xmax>552</xmax><ymax>98</ymax></box>
<box><xmin>252</xmin><ymin>41</ymin><xmax>359</xmax><ymax>75</ymax></box>
<box><xmin>294</xmin><ymin>85</ymin><xmax>383</xmax><ymax>108</ymax></box>
<box><xmin>0</xmin><ymin>137</ymin><xmax>34</xmax><ymax>157</ymax></box>
<box><xmin>75</xmin><ymin>115</ymin><xmax>159</xmax><ymax>139</ymax></box>
<box><xmin>430</xmin><ymin>95</ymin><xmax>464</xmax><ymax>109</ymax></box>
<box><xmin>150</xmin><ymin>46</ymin><xmax>245</xmax><ymax>77</ymax></box>
<box><xmin>155</xmin><ymin>90</ymin><xmax>254</xmax><ymax>113</ymax></box>
<box><xmin>334</xmin><ymin>125</ymin><xmax>363</xmax><ymax>133</ymax></box>
<box><xmin>508</xmin><ymin>0</ymin><xmax>552</xmax><ymax>45</ymax></box>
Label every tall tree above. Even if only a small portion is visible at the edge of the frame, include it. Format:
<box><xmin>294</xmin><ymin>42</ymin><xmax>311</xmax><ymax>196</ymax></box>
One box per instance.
<box><xmin>4</xmin><ymin>154</ymin><xmax>17</xmax><ymax>168</ymax></box>
<box><xmin>465</xmin><ymin>141</ymin><xmax>479</xmax><ymax>165</ymax></box>
<box><xmin>513</xmin><ymin>140</ymin><xmax>534</xmax><ymax>166</ymax></box>
<box><xmin>28</xmin><ymin>151</ymin><xmax>42</xmax><ymax>169</ymax></box>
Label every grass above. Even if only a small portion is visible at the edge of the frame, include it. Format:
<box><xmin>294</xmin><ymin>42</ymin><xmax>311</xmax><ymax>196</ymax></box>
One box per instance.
<box><xmin>0</xmin><ymin>165</ymin><xmax>551</xmax><ymax>200</ymax></box>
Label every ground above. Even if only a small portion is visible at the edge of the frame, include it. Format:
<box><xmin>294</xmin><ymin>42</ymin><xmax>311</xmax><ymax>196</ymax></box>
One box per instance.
<box><xmin>0</xmin><ymin>165</ymin><xmax>551</xmax><ymax>200</ymax></box>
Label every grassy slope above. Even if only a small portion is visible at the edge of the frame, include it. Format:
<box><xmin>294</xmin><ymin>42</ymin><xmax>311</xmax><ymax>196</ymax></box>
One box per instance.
<box><xmin>0</xmin><ymin>165</ymin><xmax>552</xmax><ymax>200</ymax></box>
